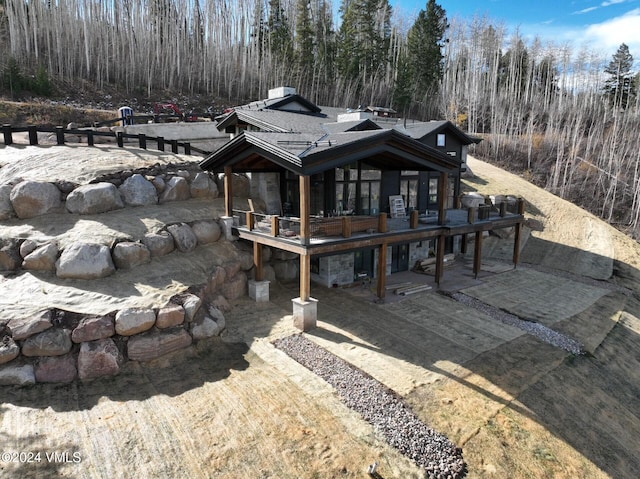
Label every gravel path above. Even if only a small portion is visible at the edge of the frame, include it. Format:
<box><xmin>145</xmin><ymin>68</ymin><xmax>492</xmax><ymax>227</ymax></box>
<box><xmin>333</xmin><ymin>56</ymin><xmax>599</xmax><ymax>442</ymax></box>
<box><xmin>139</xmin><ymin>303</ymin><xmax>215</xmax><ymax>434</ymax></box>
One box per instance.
<box><xmin>273</xmin><ymin>334</ymin><xmax>467</xmax><ymax>479</ymax></box>
<box><xmin>449</xmin><ymin>292</ymin><xmax>584</xmax><ymax>355</ymax></box>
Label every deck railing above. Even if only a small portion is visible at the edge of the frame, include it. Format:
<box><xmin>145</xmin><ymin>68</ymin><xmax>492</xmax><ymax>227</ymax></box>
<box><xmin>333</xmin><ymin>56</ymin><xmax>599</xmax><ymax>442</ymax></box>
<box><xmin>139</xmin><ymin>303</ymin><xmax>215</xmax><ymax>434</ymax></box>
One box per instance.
<box><xmin>232</xmin><ymin>196</ymin><xmax>524</xmax><ymax>243</ymax></box>
<box><xmin>1</xmin><ymin>124</ymin><xmax>211</xmax><ymax>156</ymax></box>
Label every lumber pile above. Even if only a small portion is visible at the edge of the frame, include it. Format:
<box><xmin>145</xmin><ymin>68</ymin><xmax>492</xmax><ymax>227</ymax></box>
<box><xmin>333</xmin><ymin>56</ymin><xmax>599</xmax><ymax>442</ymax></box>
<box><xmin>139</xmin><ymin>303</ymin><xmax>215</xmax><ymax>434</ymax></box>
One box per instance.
<box><xmin>413</xmin><ymin>254</ymin><xmax>456</xmax><ymax>275</ymax></box>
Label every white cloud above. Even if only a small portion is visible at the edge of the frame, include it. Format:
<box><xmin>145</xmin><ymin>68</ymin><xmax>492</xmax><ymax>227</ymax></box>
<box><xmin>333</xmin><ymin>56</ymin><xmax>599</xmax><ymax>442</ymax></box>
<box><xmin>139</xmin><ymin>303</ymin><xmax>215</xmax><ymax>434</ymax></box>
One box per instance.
<box><xmin>575</xmin><ymin>7</ymin><xmax>599</xmax><ymax>14</ymax></box>
<box><xmin>584</xmin><ymin>9</ymin><xmax>640</xmax><ymax>57</ymax></box>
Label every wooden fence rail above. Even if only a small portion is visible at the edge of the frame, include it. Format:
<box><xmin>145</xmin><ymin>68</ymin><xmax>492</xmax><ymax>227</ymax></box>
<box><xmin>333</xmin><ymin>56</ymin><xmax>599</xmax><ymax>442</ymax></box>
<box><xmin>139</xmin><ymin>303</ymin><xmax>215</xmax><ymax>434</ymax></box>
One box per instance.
<box><xmin>1</xmin><ymin>124</ymin><xmax>211</xmax><ymax>157</ymax></box>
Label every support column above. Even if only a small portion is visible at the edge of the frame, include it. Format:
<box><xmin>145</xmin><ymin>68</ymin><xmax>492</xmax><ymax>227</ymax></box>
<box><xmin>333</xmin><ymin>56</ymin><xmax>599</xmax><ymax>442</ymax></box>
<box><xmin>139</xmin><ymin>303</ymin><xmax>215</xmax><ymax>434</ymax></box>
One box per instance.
<box><xmin>223</xmin><ymin>166</ymin><xmax>233</xmax><ymax>217</ymax></box>
<box><xmin>293</xmin><ymin>252</ymin><xmax>317</xmax><ymax>331</ymax></box>
<box><xmin>376</xmin><ymin>242</ymin><xmax>388</xmax><ymax>300</ymax></box>
<box><xmin>513</xmin><ymin>198</ymin><xmax>525</xmax><ymax>268</ymax></box>
<box><xmin>435</xmin><ymin>234</ymin><xmax>446</xmax><ymax>285</ymax></box>
<box><xmin>438</xmin><ymin>172</ymin><xmax>448</xmax><ymax>225</ymax></box>
<box><xmin>299</xmin><ymin>175</ymin><xmax>310</xmax><ymax>245</ymax></box>
<box><xmin>473</xmin><ymin>230</ymin><xmax>483</xmax><ymax>279</ymax></box>
<box><xmin>253</xmin><ymin>241</ymin><xmax>263</xmax><ymax>281</ymax></box>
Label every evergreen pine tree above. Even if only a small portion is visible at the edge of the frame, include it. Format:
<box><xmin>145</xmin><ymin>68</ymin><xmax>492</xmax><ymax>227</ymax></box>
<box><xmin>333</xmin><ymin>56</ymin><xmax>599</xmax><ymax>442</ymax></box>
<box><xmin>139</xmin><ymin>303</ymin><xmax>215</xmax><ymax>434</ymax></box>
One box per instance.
<box><xmin>406</xmin><ymin>0</ymin><xmax>447</xmax><ymax>97</ymax></box>
<box><xmin>604</xmin><ymin>43</ymin><xmax>636</xmax><ymax>109</ymax></box>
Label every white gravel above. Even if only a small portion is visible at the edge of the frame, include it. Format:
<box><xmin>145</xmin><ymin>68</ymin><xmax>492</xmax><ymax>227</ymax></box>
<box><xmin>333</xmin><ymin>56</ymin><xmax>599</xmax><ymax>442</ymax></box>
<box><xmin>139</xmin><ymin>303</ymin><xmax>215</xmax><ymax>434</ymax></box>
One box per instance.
<box><xmin>450</xmin><ymin>292</ymin><xmax>584</xmax><ymax>355</ymax></box>
<box><xmin>274</xmin><ymin>334</ymin><xmax>467</xmax><ymax>479</ymax></box>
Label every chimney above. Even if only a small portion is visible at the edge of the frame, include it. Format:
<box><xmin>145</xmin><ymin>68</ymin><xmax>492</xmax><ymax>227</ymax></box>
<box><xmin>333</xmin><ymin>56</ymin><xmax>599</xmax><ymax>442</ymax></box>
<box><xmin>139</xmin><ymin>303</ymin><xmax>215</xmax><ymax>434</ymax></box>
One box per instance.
<box><xmin>268</xmin><ymin>86</ymin><xmax>296</xmax><ymax>99</ymax></box>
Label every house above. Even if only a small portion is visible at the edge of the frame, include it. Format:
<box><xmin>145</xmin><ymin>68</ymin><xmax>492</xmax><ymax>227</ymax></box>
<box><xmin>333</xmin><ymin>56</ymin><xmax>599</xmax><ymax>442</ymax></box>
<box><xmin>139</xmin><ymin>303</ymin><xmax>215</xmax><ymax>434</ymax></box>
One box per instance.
<box><xmin>200</xmin><ymin>88</ymin><xmax>524</xmax><ymax>330</ymax></box>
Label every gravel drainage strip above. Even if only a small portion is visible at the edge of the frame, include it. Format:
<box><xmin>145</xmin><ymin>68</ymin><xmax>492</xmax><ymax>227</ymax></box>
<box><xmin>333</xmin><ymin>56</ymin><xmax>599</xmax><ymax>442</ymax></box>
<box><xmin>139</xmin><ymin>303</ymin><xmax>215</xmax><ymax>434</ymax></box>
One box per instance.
<box><xmin>449</xmin><ymin>292</ymin><xmax>584</xmax><ymax>355</ymax></box>
<box><xmin>273</xmin><ymin>334</ymin><xmax>467</xmax><ymax>479</ymax></box>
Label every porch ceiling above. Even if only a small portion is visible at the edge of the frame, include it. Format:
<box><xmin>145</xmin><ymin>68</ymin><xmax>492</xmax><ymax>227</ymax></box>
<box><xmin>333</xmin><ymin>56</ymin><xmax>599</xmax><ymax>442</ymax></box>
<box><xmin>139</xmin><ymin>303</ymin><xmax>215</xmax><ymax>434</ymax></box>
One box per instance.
<box><xmin>200</xmin><ymin>129</ymin><xmax>460</xmax><ymax>176</ymax></box>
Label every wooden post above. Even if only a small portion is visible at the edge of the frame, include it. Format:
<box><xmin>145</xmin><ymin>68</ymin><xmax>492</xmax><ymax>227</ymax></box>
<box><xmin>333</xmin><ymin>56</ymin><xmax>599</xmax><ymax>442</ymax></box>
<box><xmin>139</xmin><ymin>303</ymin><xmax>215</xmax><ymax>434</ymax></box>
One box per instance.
<box><xmin>139</xmin><ymin>133</ymin><xmax>147</xmax><ymax>149</ymax></box>
<box><xmin>499</xmin><ymin>201</ymin><xmax>507</xmax><ymax>217</ymax></box>
<box><xmin>376</xmin><ymin>243</ymin><xmax>388</xmax><ymax>299</ymax></box>
<box><xmin>461</xmin><ymin>234</ymin><xmax>468</xmax><ymax>254</ymax></box>
<box><xmin>157</xmin><ymin>136</ymin><xmax>165</xmax><ymax>151</ymax></box>
<box><xmin>299</xmin><ymin>175</ymin><xmax>310</xmax><ymax>245</ymax></box>
<box><xmin>341</xmin><ymin>216</ymin><xmax>352</xmax><ymax>238</ymax></box>
<box><xmin>473</xmin><ymin>230</ymin><xmax>483</xmax><ymax>279</ymax></box>
<box><xmin>246</xmin><ymin>211</ymin><xmax>254</xmax><ymax>230</ymax></box>
<box><xmin>28</xmin><ymin>126</ymin><xmax>38</xmax><ymax>145</ymax></box>
<box><xmin>2</xmin><ymin>124</ymin><xmax>12</xmax><ymax>145</ymax></box>
<box><xmin>300</xmin><ymin>253</ymin><xmax>311</xmax><ymax>301</ymax></box>
<box><xmin>86</xmin><ymin>130</ymin><xmax>94</xmax><ymax>146</ymax></box>
<box><xmin>253</xmin><ymin>241</ymin><xmax>264</xmax><ymax>281</ymax></box>
<box><xmin>378</xmin><ymin>212</ymin><xmax>387</xmax><ymax>233</ymax></box>
<box><xmin>435</xmin><ymin>234</ymin><xmax>445</xmax><ymax>285</ymax></box>
<box><xmin>513</xmin><ymin>222</ymin><xmax>522</xmax><ymax>267</ymax></box>
<box><xmin>116</xmin><ymin>131</ymin><xmax>124</xmax><ymax>147</ymax></box>
<box><xmin>271</xmin><ymin>216</ymin><xmax>279</xmax><ymax>236</ymax></box>
<box><xmin>224</xmin><ymin>166</ymin><xmax>233</xmax><ymax>217</ymax></box>
<box><xmin>455</xmin><ymin>194</ymin><xmax>461</xmax><ymax>209</ymax></box>
<box><xmin>56</xmin><ymin>126</ymin><xmax>65</xmax><ymax>145</ymax></box>
<box><xmin>438</xmin><ymin>172</ymin><xmax>448</xmax><ymax>225</ymax></box>
<box><xmin>410</xmin><ymin>209</ymin><xmax>419</xmax><ymax>229</ymax></box>
<box><xmin>184</xmin><ymin>142</ymin><xmax>191</xmax><ymax>155</ymax></box>
<box><xmin>171</xmin><ymin>140</ymin><xmax>179</xmax><ymax>153</ymax></box>
<box><xmin>468</xmin><ymin>206</ymin><xmax>476</xmax><ymax>223</ymax></box>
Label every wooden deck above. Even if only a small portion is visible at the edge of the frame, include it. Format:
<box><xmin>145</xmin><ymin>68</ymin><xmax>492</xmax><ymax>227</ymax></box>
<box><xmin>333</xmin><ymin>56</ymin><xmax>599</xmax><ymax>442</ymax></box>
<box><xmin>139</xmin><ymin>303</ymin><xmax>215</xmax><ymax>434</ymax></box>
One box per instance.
<box><xmin>232</xmin><ymin>208</ymin><xmax>524</xmax><ymax>256</ymax></box>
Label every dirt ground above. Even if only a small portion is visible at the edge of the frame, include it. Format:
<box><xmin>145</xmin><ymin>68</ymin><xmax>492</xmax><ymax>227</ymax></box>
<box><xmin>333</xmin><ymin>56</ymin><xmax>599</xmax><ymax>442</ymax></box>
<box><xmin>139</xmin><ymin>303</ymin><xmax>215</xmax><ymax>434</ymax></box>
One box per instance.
<box><xmin>1</xmin><ymin>150</ymin><xmax>640</xmax><ymax>478</ymax></box>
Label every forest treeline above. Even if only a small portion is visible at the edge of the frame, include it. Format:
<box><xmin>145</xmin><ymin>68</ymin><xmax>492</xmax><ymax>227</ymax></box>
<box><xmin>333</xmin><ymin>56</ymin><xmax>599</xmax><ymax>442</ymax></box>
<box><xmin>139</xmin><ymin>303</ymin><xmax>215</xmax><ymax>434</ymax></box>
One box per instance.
<box><xmin>1</xmin><ymin>0</ymin><xmax>640</xmax><ymax>239</ymax></box>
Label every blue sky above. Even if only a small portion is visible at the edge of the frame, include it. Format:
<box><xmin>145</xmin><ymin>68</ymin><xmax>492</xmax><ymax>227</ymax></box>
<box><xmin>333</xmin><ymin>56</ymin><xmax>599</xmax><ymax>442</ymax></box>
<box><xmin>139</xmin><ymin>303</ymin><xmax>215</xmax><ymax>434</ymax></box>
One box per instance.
<box><xmin>392</xmin><ymin>0</ymin><xmax>640</xmax><ymax>58</ymax></box>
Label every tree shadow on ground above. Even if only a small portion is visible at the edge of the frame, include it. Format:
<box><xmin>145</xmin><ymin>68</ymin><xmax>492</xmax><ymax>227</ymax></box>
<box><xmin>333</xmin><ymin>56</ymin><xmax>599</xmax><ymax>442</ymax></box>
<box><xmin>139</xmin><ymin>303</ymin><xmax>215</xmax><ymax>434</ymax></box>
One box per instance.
<box><xmin>270</xmin><ymin>237</ymin><xmax>640</xmax><ymax>479</ymax></box>
<box><xmin>0</xmin><ymin>338</ymin><xmax>249</xmax><ymax>412</ymax></box>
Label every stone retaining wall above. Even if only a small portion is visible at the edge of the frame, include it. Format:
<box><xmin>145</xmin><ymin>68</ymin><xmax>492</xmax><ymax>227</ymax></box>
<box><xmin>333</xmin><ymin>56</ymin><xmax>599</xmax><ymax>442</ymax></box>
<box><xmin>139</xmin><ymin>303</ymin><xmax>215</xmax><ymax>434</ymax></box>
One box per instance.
<box><xmin>0</xmin><ymin>265</ymin><xmax>244</xmax><ymax>386</ymax></box>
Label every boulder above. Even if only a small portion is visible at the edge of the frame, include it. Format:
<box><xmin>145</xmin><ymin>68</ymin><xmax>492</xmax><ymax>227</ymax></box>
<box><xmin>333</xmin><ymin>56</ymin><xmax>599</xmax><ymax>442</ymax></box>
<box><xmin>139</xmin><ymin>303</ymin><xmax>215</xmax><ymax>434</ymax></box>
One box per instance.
<box><xmin>262</xmin><ymin>264</ymin><xmax>277</xmax><ymax>282</ymax></box>
<box><xmin>210</xmin><ymin>295</ymin><xmax>231</xmax><ymax>313</ymax></box>
<box><xmin>7</xmin><ymin>310</ymin><xmax>53</xmax><ymax>340</ymax></box>
<box><xmin>21</xmin><ymin>328</ymin><xmax>72</xmax><ymax>357</ymax></box>
<box><xmin>56</xmin><ymin>243</ymin><xmax>115</xmax><ymax>279</ymax></box>
<box><xmin>221</xmin><ymin>271</ymin><xmax>247</xmax><ymax>300</ymax></box>
<box><xmin>114</xmin><ymin>308</ymin><xmax>156</xmax><ymax>336</ymax></box>
<box><xmin>127</xmin><ymin>328</ymin><xmax>192</xmax><ymax>361</ymax></box>
<box><xmin>176</xmin><ymin>169</ymin><xmax>191</xmax><ymax>179</ymax></box>
<box><xmin>0</xmin><ymin>363</ymin><xmax>35</xmax><ymax>386</ymax></box>
<box><xmin>237</xmin><ymin>249</ymin><xmax>255</xmax><ymax>271</ymax></box>
<box><xmin>22</xmin><ymin>242</ymin><xmax>59</xmax><ymax>272</ymax></box>
<box><xmin>142</xmin><ymin>231</ymin><xmax>175</xmax><ymax>257</ymax></box>
<box><xmin>189</xmin><ymin>304</ymin><xmax>226</xmax><ymax>340</ymax></box>
<box><xmin>0</xmin><ymin>238</ymin><xmax>22</xmax><ymax>271</ymax></box>
<box><xmin>191</xmin><ymin>220</ymin><xmax>221</xmax><ymax>245</ymax></box>
<box><xmin>180</xmin><ymin>294</ymin><xmax>203</xmax><ymax>322</ymax></box>
<box><xmin>0</xmin><ymin>337</ymin><xmax>20</xmax><ymax>365</ymax></box>
<box><xmin>66</xmin><ymin>182</ymin><xmax>124</xmax><ymax>215</ymax></box>
<box><xmin>112</xmin><ymin>242</ymin><xmax>151</xmax><ymax>269</ymax></box>
<box><xmin>272</xmin><ymin>249</ymin><xmax>299</xmax><ymax>261</ymax></box>
<box><xmin>34</xmin><ymin>354</ymin><xmax>77</xmax><ymax>383</ymax></box>
<box><xmin>19</xmin><ymin>239</ymin><xmax>39</xmax><ymax>258</ymax></box>
<box><xmin>10</xmin><ymin>180</ymin><xmax>62</xmax><ymax>219</ymax></box>
<box><xmin>159</xmin><ymin>176</ymin><xmax>190</xmax><ymax>203</ymax></box>
<box><xmin>167</xmin><ymin>223</ymin><xmax>197</xmax><ymax>253</ymax></box>
<box><xmin>229</xmin><ymin>173</ymin><xmax>250</xmax><ymax>198</ymax></box>
<box><xmin>156</xmin><ymin>305</ymin><xmax>185</xmax><ymax>329</ymax></box>
<box><xmin>71</xmin><ymin>314</ymin><xmax>115</xmax><ymax>343</ymax></box>
<box><xmin>77</xmin><ymin>338</ymin><xmax>122</xmax><ymax>380</ymax></box>
<box><xmin>151</xmin><ymin>176</ymin><xmax>166</xmax><ymax>194</ymax></box>
<box><xmin>0</xmin><ymin>184</ymin><xmax>15</xmax><ymax>220</ymax></box>
<box><xmin>223</xmin><ymin>262</ymin><xmax>242</xmax><ymax>279</ymax></box>
<box><xmin>190</xmin><ymin>172</ymin><xmax>219</xmax><ymax>199</ymax></box>
<box><xmin>118</xmin><ymin>174</ymin><xmax>158</xmax><ymax>206</ymax></box>
<box><xmin>273</xmin><ymin>260</ymin><xmax>299</xmax><ymax>281</ymax></box>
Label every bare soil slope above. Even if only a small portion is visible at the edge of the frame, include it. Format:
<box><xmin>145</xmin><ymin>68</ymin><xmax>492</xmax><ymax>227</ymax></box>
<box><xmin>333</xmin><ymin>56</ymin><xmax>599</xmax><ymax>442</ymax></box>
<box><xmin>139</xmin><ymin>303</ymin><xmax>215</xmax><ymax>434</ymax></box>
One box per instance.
<box><xmin>1</xmin><ymin>151</ymin><xmax>640</xmax><ymax>478</ymax></box>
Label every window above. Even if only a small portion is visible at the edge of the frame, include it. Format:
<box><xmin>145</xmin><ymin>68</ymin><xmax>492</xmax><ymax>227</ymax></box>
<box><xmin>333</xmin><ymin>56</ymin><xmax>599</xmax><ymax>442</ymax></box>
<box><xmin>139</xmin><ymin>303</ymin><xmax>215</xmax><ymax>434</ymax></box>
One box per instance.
<box><xmin>400</xmin><ymin>171</ymin><xmax>419</xmax><ymax>212</ymax></box>
<box><xmin>437</xmin><ymin>134</ymin><xmax>446</xmax><ymax>147</ymax></box>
